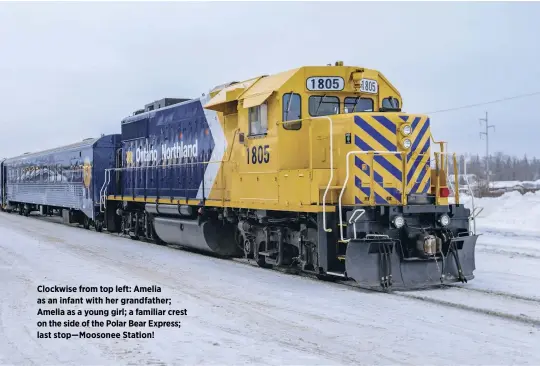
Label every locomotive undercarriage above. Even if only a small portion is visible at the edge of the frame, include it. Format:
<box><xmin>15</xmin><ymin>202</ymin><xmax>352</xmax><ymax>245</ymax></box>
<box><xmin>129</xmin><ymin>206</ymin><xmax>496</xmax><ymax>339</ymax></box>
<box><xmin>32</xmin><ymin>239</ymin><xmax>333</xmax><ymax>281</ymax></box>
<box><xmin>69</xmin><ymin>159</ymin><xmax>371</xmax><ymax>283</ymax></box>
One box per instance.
<box><xmin>108</xmin><ymin>201</ymin><xmax>324</xmax><ymax>273</ymax></box>
<box><xmin>106</xmin><ymin>200</ymin><xmax>478</xmax><ymax>290</ymax></box>
<box><xmin>234</xmin><ymin>210</ymin><xmax>320</xmax><ymax>272</ymax></box>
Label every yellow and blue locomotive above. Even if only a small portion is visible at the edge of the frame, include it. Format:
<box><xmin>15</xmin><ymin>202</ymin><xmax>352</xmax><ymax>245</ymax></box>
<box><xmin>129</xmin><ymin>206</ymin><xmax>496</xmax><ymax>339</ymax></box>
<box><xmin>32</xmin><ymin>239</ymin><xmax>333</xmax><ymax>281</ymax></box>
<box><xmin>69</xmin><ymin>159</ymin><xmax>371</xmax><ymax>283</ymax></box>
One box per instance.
<box><xmin>100</xmin><ymin>61</ymin><xmax>477</xmax><ymax>290</ymax></box>
<box><xmin>0</xmin><ymin>61</ymin><xmax>477</xmax><ymax>290</ymax></box>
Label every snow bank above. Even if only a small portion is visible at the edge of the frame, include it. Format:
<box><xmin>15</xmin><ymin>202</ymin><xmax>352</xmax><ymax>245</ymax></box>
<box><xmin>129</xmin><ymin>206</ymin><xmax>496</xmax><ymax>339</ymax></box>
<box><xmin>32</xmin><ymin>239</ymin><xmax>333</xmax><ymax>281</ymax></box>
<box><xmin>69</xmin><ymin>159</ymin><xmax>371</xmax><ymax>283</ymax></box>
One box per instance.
<box><xmin>489</xmin><ymin>180</ymin><xmax>540</xmax><ymax>190</ymax></box>
<box><xmin>458</xmin><ymin>191</ymin><xmax>540</xmax><ymax>237</ymax></box>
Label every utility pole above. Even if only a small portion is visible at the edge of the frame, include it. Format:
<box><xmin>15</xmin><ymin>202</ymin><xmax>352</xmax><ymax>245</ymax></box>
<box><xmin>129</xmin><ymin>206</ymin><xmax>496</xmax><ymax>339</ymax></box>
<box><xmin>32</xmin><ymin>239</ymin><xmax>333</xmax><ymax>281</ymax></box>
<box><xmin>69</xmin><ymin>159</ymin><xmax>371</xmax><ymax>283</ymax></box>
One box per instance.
<box><xmin>479</xmin><ymin>111</ymin><xmax>495</xmax><ymax>187</ymax></box>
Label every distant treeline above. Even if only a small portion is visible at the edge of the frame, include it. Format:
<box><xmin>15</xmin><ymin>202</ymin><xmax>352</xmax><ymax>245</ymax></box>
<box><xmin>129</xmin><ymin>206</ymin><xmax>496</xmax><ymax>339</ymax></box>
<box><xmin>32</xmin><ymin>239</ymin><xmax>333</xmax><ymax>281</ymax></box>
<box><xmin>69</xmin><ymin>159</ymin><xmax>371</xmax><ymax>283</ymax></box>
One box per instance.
<box><xmin>453</xmin><ymin>152</ymin><xmax>540</xmax><ymax>182</ymax></box>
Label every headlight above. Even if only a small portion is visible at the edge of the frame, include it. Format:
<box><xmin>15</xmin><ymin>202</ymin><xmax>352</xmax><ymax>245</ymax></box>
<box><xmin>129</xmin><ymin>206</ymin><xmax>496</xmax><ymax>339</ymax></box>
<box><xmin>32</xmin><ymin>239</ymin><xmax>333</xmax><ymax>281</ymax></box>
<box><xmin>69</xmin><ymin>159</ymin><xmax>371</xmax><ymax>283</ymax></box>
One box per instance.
<box><xmin>392</xmin><ymin>215</ymin><xmax>405</xmax><ymax>228</ymax></box>
<box><xmin>439</xmin><ymin>214</ymin><xmax>450</xmax><ymax>227</ymax></box>
<box><xmin>401</xmin><ymin>124</ymin><xmax>412</xmax><ymax>136</ymax></box>
<box><xmin>401</xmin><ymin>138</ymin><xmax>412</xmax><ymax>149</ymax></box>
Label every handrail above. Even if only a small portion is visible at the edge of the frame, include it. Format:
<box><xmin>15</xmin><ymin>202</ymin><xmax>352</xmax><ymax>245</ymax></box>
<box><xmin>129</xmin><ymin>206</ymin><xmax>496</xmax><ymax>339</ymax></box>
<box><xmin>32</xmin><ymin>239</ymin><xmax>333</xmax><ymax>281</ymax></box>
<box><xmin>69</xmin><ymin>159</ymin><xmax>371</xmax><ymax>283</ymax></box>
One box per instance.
<box><xmin>99</xmin><ymin>169</ymin><xmax>112</xmax><ymax>212</ymax></box>
<box><xmin>99</xmin><ymin>160</ymin><xmax>223</xmax><ymax>213</ymax></box>
<box><xmin>348</xmin><ymin>209</ymin><xmax>365</xmax><ymax>240</ymax></box>
<box><xmin>434</xmin><ymin>152</ymin><xmax>460</xmax><ymax>206</ymax></box>
<box><xmin>453</xmin><ymin>154</ymin><xmax>459</xmax><ymax>205</ymax></box>
<box><xmin>338</xmin><ymin>149</ymin><xmax>460</xmax><ymax>243</ymax></box>
<box><xmin>314</xmin><ymin>116</ymin><xmax>335</xmax><ymax>233</ymax></box>
<box><xmin>430</xmin><ymin>135</ymin><xmax>448</xmax><ymax>179</ymax></box>
<box><xmin>462</xmin><ymin>157</ymin><xmax>482</xmax><ymax>235</ymax></box>
<box><xmin>338</xmin><ymin>150</ymin><xmax>404</xmax><ymax>243</ymax></box>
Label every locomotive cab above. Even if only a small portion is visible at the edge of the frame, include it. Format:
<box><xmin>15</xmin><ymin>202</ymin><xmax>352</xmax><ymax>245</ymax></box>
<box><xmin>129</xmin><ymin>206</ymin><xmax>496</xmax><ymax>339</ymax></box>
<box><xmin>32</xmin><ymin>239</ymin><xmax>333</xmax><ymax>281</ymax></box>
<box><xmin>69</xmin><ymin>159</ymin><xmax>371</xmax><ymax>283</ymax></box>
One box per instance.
<box><xmin>204</xmin><ymin>62</ymin><xmax>475</xmax><ymax>289</ymax></box>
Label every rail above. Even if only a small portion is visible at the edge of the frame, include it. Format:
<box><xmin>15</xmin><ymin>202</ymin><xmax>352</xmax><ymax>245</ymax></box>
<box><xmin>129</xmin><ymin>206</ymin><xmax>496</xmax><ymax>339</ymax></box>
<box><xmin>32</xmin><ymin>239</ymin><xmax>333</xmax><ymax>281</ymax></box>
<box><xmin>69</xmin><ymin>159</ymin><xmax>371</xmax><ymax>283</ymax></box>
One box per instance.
<box><xmin>99</xmin><ymin>160</ymin><xmax>225</xmax><ymax>213</ymax></box>
<box><xmin>434</xmin><ymin>151</ymin><xmax>460</xmax><ymax>205</ymax></box>
<box><xmin>462</xmin><ymin>156</ymin><xmax>482</xmax><ymax>235</ymax></box>
<box><xmin>348</xmin><ymin>209</ymin><xmax>365</xmax><ymax>240</ymax></box>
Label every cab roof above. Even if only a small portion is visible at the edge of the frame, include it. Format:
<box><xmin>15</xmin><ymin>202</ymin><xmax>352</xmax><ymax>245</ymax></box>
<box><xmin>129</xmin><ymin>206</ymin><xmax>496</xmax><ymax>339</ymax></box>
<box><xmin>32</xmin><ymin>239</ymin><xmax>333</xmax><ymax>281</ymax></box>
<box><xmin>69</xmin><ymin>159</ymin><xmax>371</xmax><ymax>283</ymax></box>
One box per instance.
<box><xmin>204</xmin><ymin>63</ymin><xmax>401</xmax><ymax>113</ymax></box>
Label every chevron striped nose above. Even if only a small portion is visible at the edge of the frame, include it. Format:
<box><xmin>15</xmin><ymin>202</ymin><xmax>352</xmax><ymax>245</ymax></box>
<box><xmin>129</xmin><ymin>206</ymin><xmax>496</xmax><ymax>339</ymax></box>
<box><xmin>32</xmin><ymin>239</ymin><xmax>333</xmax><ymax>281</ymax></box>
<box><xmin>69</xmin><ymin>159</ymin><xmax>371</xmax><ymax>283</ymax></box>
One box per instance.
<box><xmin>353</xmin><ymin>114</ymin><xmax>432</xmax><ymax>205</ymax></box>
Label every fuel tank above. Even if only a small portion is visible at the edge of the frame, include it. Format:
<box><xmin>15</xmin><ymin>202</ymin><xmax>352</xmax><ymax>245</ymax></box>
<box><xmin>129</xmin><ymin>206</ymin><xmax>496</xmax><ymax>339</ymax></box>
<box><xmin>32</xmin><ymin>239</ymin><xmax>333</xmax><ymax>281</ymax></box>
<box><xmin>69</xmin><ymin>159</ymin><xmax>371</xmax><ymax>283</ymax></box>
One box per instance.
<box><xmin>148</xmin><ymin>204</ymin><xmax>242</xmax><ymax>257</ymax></box>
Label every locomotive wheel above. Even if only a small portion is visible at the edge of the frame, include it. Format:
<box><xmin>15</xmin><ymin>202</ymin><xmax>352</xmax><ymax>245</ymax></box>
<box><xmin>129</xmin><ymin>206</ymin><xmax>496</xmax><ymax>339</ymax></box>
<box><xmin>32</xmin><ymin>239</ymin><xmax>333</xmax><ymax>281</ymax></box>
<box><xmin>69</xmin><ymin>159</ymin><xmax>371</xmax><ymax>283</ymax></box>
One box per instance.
<box><xmin>83</xmin><ymin>217</ymin><xmax>90</xmax><ymax>230</ymax></box>
<box><xmin>256</xmin><ymin>255</ymin><xmax>269</xmax><ymax>268</ymax></box>
<box><xmin>94</xmin><ymin>220</ymin><xmax>103</xmax><ymax>233</ymax></box>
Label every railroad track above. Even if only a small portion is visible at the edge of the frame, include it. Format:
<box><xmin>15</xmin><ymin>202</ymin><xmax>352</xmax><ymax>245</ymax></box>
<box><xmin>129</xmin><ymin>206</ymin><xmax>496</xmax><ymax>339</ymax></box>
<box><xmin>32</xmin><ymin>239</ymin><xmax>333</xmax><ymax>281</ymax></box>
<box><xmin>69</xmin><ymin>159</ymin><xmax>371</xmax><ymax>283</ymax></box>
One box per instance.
<box><xmin>230</xmin><ymin>256</ymin><xmax>540</xmax><ymax>328</ymax></box>
<box><xmin>6</xmin><ymin>212</ymin><xmax>540</xmax><ymax>329</ymax></box>
<box><xmin>443</xmin><ymin>284</ymin><xmax>540</xmax><ymax>304</ymax></box>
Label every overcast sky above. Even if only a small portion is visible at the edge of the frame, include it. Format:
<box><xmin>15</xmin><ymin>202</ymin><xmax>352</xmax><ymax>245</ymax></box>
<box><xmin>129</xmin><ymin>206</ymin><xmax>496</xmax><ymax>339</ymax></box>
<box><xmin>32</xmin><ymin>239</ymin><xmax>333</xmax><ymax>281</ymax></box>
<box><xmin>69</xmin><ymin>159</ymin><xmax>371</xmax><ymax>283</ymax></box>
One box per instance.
<box><xmin>1</xmin><ymin>1</ymin><xmax>539</xmax><ymax>160</ymax></box>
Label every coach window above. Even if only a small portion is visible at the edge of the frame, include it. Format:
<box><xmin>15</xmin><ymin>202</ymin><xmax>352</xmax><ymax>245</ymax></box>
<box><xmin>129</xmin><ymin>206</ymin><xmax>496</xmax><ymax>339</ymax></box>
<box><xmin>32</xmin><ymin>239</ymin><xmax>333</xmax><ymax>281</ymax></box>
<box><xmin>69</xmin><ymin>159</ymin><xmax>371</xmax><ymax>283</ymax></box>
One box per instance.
<box><xmin>309</xmin><ymin>96</ymin><xmax>339</xmax><ymax>117</ymax></box>
<box><xmin>282</xmin><ymin>93</ymin><xmax>302</xmax><ymax>130</ymax></box>
<box><xmin>344</xmin><ymin>97</ymin><xmax>373</xmax><ymax>113</ymax></box>
<box><xmin>248</xmin><ymin>103</ymin><xmax>268</xmax><ymax>136</ymax></box>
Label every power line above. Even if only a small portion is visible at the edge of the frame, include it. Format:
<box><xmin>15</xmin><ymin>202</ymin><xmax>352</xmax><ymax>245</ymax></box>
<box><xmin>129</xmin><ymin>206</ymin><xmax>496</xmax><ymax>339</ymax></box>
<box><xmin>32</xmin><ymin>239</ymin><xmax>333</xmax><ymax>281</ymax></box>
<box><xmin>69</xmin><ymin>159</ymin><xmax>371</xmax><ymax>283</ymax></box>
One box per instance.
<box><xmin>423</xmin><ymin>91</ymin><xmax>540</xmax><ymax>115</ymax></box>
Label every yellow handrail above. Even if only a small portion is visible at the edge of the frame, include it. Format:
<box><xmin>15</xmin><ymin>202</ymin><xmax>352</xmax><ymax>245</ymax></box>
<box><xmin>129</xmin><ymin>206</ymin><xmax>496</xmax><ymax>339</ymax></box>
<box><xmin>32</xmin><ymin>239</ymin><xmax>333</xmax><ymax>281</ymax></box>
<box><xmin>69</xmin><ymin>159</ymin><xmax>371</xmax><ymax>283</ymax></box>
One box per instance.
<box><xmin>453</xmin><ymin>153</ymin><xmax>460</xmax><ymax>205</ymax></box>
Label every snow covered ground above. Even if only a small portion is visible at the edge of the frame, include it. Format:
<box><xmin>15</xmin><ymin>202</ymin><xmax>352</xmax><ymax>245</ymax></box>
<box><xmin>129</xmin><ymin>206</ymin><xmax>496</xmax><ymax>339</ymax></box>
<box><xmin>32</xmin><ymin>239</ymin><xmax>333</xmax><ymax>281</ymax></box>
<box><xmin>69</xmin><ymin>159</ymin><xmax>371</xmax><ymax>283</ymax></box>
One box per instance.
<box><xmin>460</xmin><ymin>190</ymin><xmax>540</xmax><ymax>237</ymax></box>
<box><xmin>1</xmin><ymin>191</ymin><xmax>539</xmax><ymax>365</ymax></box>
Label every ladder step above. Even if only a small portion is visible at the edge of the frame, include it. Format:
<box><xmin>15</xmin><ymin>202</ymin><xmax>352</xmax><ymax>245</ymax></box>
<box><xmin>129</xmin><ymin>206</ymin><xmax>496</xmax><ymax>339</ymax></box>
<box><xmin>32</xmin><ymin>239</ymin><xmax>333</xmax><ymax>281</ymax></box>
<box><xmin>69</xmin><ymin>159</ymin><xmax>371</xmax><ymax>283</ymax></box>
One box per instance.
<box><xmin>337</xmin><ymin>255</ymin><xmax>346</xmax><ymax>261</ymax></box>
<box><xmin>259</xmin><ymin>250</ymin><xmax>278</xmax><ymax>257</ymax></box>
<box><xmin>326</xmin><ymin>271</ymin><xmax>347</xmax><ymax>278</ymax></box>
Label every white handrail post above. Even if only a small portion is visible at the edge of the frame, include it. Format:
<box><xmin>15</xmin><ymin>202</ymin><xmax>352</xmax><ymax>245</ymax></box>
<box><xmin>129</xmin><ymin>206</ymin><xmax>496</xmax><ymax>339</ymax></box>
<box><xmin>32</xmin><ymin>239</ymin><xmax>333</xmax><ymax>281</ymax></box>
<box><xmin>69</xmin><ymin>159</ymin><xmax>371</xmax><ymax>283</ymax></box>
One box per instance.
<box><xmin>316</xmin><ymin>116</ymin><xmax>334</xmax><ymax>233</ymax></box>
<box><xmin>338</xmin><ymin>151</ymin><xmax>397</xmax><ymax>242</ymax></box>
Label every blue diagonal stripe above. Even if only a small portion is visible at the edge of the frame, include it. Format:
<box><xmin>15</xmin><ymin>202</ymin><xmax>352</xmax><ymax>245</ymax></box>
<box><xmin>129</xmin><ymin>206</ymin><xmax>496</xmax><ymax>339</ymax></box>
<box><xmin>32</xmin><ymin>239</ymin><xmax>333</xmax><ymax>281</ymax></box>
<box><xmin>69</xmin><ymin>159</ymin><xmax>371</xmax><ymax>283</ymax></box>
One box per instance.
<box><xmin>375</xmin><ymin>193</ymin><xmax>387</xmax><ymax>204</ymax></box>
<box><xmin>356</xmin><ymin>159</ymin><xmax>402</xmax><ymax>203</ymax></box>
<box><xmin>385</xmin><ymin>187</ymin><xmax>402</xmax><ymax>202</ymax></box>
<box><xmin>373</xmin><ymin>116</ymin><xmax>397</xmax><ymax>134</ymax></box>
<box><xmin>407</xmin><ymin>138</ymin><xmax>431</xmax><ymax>183</ymax></box>
<box><xmin>421</xmin><ymin>177</ymin><xmax>432</xmax><ymax>193</ymax></box>
<box><xmin>355</xmin><ymin>136</ymin><xmax>402</xmax><ymax>182</ymax></box>
<box><xmin>399</xmin><ymin>115</ymin><xmax>409</xmax><ymax>122</ymax></box>
<box><xmin>375</xmin><ymin>156</ymin><xmax>402</xmax><ymax>181</ymax></box>
<box><xmin>355</xmin><ymin>176</ymin><xmax>371</xmax><ymax>197</ymax></box>
<box><xmin>355</xmin><ymin>156</ymin><xmax>383</xmax><ymax>182</ymax></box>
<box><xmin>411</xmin><ymin>119</ymin><xmax>429</xmax><ymax>152</ymax></box>
<box><xmin>355</xmin><ymin>116</ymin><xmax>397</xmax><ymax>152</ymax></box>
<box><xmin>411</xmin><ymin>116</ymin><xmax>421</xmax><ymax>130</ymax></box>
<box><xmin>407</xmin><ymin>119</ymin><xmax>430</xmax><ymax>168</ymax></box>
<box><xmin>412</xmin><ymin>163</ymin><xmax>429</xmax><ymax>193</ymax></box>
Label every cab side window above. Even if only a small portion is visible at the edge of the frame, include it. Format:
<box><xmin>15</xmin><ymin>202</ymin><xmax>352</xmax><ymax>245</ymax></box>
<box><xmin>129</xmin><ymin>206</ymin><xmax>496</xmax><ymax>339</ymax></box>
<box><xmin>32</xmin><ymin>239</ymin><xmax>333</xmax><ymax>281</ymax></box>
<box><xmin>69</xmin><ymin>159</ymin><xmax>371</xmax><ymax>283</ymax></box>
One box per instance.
<box><xmin>248</xmin><ymin>103</ymin><xmax>268</xmax><ymax>136</ymax></box>
<box><xmin>282</xmin><ymin>93</ymin><xmax>302</xmax><ymax>130</ymax></box>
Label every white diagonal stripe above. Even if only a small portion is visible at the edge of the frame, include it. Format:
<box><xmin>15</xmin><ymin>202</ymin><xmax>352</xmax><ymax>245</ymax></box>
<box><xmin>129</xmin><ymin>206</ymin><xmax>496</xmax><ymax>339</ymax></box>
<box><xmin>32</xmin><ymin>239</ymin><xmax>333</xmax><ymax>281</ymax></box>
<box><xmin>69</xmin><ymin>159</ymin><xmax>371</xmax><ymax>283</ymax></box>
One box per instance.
<box><xmin>196</xmin><ymin>93</ymin><xmax>227</xmax><ymax>200</ymax></box>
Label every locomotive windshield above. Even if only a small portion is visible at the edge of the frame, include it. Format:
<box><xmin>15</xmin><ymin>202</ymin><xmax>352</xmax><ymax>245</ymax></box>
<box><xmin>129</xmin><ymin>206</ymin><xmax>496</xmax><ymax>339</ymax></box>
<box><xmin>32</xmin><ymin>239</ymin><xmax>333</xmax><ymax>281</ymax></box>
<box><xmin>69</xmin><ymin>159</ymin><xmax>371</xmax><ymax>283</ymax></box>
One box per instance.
<box><xmin>344</xmin><ymin>97</ymin><xmax>374</xmax><ymax>113</ymax></box>
<box><xmin>308</xmin><ymin>95</ymin><xmax>339</xmax><ymax>116</ymax></box>
<box><xmin>381</xmin><ymin>96</ymin><xmax>400</xmax><ymax>111</ymax></box>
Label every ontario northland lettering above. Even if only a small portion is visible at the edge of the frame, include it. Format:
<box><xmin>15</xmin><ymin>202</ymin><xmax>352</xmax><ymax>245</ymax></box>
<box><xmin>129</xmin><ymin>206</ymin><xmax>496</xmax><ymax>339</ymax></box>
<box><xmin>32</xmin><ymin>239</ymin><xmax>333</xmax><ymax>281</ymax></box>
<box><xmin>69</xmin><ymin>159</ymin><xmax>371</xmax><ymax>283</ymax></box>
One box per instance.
<box><xmin>136</xmin><ymin>140</ymin><xmax>198</xmax><ymax>163</ymax></box>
